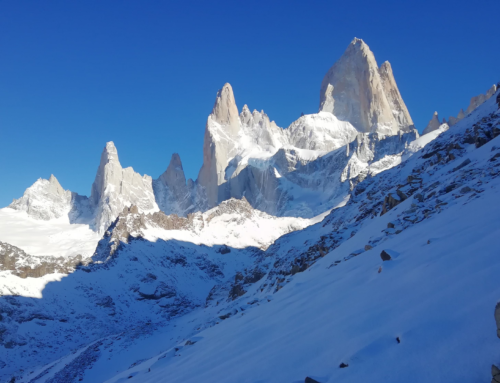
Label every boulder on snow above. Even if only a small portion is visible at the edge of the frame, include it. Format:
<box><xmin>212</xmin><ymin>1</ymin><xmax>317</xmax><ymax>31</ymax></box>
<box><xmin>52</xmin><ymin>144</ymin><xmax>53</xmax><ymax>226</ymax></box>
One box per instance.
<box><xmin>380</xmin><ymin>249</ymin><xmax>399</xmax><ymax>261</ymax></box>
<box><xmin>381</xmin><ymin>189</ymin><xmax>408</xmax><ymax>216</ymax></box>
<box><xmin>380</xmin><ymin>250</ymin><xmax>392</xmax><ymax>261</ymax></box>
<box><xmin>305</xmin><ymin>378</ymin><xmax>321</xmax><ymax>383</ymax></box>
<box><xmin>364</xmin><ymin>244</ymin><xmax>373</xmax><ymax>251</ymax></box>
<box><xmin>339</xmin><ymin>362</ymin><xmax>349</xmax><ymax>368</ymax></box>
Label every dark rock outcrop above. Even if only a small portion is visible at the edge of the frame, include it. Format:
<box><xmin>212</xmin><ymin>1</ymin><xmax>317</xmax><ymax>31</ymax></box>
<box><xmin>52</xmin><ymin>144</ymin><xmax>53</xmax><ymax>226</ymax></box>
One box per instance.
<box><xmin>380</xmin><ymin>250</ymin><xmax>392</xmax><ymax>261</ymax></box>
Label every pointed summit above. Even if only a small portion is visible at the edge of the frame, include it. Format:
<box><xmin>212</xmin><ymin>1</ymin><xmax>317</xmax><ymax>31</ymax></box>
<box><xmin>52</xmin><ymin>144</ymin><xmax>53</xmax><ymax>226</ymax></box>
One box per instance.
<box><xmin>319</xmin><ymin>38</ymin><xmax>414</xmax><ymax>135</ymax></box>
<box><xmin>422</xmin><ymin>112</ymin><xmax>442</xmax><ymax>135</ymax></box>
<box><xmin>159</xmin><ymin>153</ymin><xmax>187</xmax><ymax>189</ymax></box>
<box><xmin>153</xmin><ymin>153</ymin><xmax>204</xmax><ymax>216</ymax></box>
<box><xmin>47</xmin><ymin>174</ymin><xmax>66</xmax><ymax>197</ymax></box>
<box><xmin>378</xmin><ymin>61</ymin><xmax>414</xmax><ymax>130</ymax></box>
<box><xmin>9</xmin><ymin>175</ymin><xmax>73</xmax><ymax>220</ymax></box>
<box><xmin>90</xmin><ymin>141</ymin><xmax>158</xmax><ymax>233</ymax></box>
<box><xmin>449</xmin><ymin>108</ymin><xmax>466</xmax><ymax>126</ymax></box>
<box><xmin>466</xmin><ymin>84</ymin><xmax>498</xmax><ymax>115</ymax></box>
<box><xmin>198</xmin><ymin>83</ymin><xmax>242</xmax><ymax>206</ymax></box>
<box><xmin>211</xmin><ymin>83</ymin><xmax>239</xmax><ymax>135</ymax></box>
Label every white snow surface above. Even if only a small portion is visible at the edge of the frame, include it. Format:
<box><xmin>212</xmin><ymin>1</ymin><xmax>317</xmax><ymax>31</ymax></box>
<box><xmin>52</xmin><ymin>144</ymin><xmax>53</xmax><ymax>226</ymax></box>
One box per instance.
<box><xmin>0</xmin><ymin>208</ymin><xmax>100</xmax><ymax>258</ymax></box>
<box><xmin>143</xmin><ymin>207</ymin><xmax>312</xmax><ymax>250</ymax></box>
<box><xmin>102</xmin><ymin>183</ymin><xmax>500</xmax><ymax>383</ymax></box>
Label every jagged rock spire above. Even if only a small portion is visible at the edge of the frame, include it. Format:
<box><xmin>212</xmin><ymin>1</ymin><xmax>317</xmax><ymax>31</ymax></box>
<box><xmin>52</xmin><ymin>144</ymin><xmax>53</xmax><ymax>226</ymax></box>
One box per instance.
<box><xmin>90</xmin><ymin>141</ymin><xmax>158</xmax><ymax>233</ymax></box>
<box><xmin>198</xmin><ymin>83</ymin><xmax>242</xmax><ymax>207</ymax></box>
<box><xmin>422</xmin><ymin>112</ymin><xmax>442</xmax><ymax>135</ymax></box>
<box><xmin>211</xmin><ymin>83</ymin><xmax>240</xmax><ymax>136</ymax></box>
<box><xmin>319</xmin><ymin>38</ymin><xmax>414</xmax><ymax>135</ymax></box>
<box><xmin>158</xmin><ymin>153</ymin><xmax>187</xmax><ymax>200</ymax></box>
<box><xmin>466</xmin><ymin>84</ymin><xmax>498</xmax><ymax>115</ymax></box>
<box><xmin>154</xmin><ymin>153</ymin><xmax>200</xmax><ymax>216</ymax></box>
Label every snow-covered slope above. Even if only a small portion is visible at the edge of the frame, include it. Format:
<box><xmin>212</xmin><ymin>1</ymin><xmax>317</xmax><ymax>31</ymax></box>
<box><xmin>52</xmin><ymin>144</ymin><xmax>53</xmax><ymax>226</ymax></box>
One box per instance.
<box><xmin>114</xmin><ymin>198</ymin><xmax>315</xmax><ymax>253</ymax></box>
<box><xmin>3</xmin><ymin>85</ymin><xmax>499</xmax><ymax>383</ymax></box>
<box><xmin>0</xmin><ymin>208</ymin><xmax>100</xmax><ymax>258</ymax></box>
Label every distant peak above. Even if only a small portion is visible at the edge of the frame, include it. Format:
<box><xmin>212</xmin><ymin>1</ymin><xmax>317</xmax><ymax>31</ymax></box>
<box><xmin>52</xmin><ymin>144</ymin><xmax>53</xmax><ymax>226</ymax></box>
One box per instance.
<box><xmin>169</xmin><ymin>153</ymin><xmax>183</xmax><ymax>168</ymax></box>
<box><xmin>105</xmin><ymin>141</ymin><xmax>117</xmax><ymax>151</ymax></box>
<box><xmin>211</xmin><ymin>82</ymin><xmax>239</xmax><ymax>132</ymax></box>
<box><xmin>379</xmin><ymin>61</ymin><xmax>392</xmax><ymax>72</ymax></box>
<box><xmin>349</xmin><ymin>37</ymin><xmax>370</xmax><ymax>52</ymax></box>
<box><xmin>101</xmin><ymin>141</ymin><xmax>120</xmax><ymax>164</ymax></box>
<box><xmin>351</xmin><ymin>37</ymin><xmax>365</xmax><ymax>45</ymax></box>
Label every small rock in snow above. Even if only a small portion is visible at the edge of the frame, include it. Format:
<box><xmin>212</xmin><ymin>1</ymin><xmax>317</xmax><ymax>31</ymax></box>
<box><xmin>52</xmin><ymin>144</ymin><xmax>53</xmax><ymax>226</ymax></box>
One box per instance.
<box><xmin>380</xmin><ymin>250</ymin><xmax>392</xmax><ymax>261</ymax></box>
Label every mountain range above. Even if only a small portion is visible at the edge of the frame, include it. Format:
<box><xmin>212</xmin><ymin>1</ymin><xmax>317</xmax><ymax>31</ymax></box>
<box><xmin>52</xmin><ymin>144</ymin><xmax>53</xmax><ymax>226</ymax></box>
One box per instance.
<box><xmin>1</xmin><ymin>38</ymin><xmax>499</xmax><ymax>383</ymax></box>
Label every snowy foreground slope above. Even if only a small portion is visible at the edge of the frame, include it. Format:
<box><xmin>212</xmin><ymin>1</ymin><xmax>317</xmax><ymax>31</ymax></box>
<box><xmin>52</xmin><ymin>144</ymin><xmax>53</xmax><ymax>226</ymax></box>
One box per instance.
<box><xmin>3</xmin><ymin>90</ymin><xmax>499</xmax><ymax>382</ymax></box>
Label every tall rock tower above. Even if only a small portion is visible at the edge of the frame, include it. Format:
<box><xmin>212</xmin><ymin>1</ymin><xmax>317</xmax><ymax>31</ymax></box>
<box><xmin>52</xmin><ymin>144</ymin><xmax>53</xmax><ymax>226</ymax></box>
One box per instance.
<box><xmin>319</xmin><ymin>38</ymin><xmax>414</xmax><ymax>135</ymax></box>
<box><xmin>197</xmin><ymin>83</ymin><xmax>241</xmax><ymax>207</ymax></box>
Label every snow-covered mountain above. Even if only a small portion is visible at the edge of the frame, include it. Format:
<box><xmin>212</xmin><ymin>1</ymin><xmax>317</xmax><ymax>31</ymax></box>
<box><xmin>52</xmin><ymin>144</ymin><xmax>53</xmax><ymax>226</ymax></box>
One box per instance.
<box><xmin>4</xmin><ymin>37</ymin><xmax>418</xmax><ymax>235</ymax></box>
<box><xmin>1</xmin><ymin>82</ymin><xmax>499</xmax><ymax>383</ymax></box>
<box><xmin>1</xmin><ymin>36</ymin><xmax>500</xmax><ymax>383</ymax></box>
<box><xmin>196</xmin><ymin>38</ymin><xmax>418</xmax><ymax>215</ymax></box>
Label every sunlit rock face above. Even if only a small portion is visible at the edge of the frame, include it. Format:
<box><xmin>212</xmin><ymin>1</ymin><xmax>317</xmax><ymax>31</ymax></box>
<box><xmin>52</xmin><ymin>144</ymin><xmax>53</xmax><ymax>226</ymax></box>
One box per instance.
<box><xmin>319</xmin><ymin>38</ymin><xmax>414</xmax><ymax>135</ymax></box>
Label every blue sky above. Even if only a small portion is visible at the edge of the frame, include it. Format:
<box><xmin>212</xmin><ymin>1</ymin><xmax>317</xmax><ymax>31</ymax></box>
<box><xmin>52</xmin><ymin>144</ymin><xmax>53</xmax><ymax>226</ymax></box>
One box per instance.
<box><xmin>1</xmin><ymin>0</ymin><xmax>499</xmax><ymax>207</ymax></box>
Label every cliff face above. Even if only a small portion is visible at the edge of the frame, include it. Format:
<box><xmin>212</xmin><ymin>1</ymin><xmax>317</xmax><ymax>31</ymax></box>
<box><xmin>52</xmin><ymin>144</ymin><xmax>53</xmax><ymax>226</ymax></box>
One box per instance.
<box><xmin>319</xmin><ymin>38</ymin><xmax>414</xmax><ymax>135</ymax></box>
<box><xmin>90</xmin><ymin>141</ymin><xmax>158</xmax><ymax>233</ymax></box>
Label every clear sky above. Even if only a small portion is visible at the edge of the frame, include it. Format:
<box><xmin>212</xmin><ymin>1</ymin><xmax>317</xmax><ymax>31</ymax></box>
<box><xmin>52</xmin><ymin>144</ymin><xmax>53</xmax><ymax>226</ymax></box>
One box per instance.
<box><xmin>1</xmin><ymin>0</ymin><xmax>499</xmax><ymax>207</ymax></box>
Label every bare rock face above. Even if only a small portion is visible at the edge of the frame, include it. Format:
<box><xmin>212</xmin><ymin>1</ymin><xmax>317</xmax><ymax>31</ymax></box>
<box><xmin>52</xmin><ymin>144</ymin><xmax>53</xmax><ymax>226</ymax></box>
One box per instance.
<box><xmin>198</xmin><ymin>84</ymin><xmax>241</xmax><ymax>207</ymax></box>
<box><xmin>154</xmin><ymin>153</ymin><xmax>206</xmax><ymax>216</ymax></box>
<box><xmin>319</xmin><ymin>38</ymin><xmax>414</xmax><ymax>135</ymax></box>
<box><xmin>449</xmin><ymin>108</ymin><xmax>466</xmax><ymax>126</ymax></box>
<box><xmin>211</xmin><ymin>83</ymin><xmax>240</xmax><ymax>135</ymax></box>
<box><xmin>90</xmin><ymin>142</ymin><xmax>158</xmax><ymax>234</ymax></box>
<box><xmin>423</xmin><ymin>112</ymin><xmax>442</xmax><ymax>135</ymax></box>
<box><xmin>466</xmin><ymin>84</ymin><xmax>497</xmax><ymax>115</ymax></box>
<box><xmin>379</xmin><ymin>61</ymin><xmax>415</xmax><ymax>132</ymax></box>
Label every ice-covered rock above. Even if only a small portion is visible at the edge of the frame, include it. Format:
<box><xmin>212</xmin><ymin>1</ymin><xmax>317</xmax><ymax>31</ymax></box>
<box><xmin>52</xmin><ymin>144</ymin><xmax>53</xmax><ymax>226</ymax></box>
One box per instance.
<box><xmin>90</xmin><ymin>141</ymin><xmax>158</xmax><ymax>233</ymax></box>
<box><xmin>319</xmin><ymin>38</ymin><xmax>414</xmax><ymax>135</ymax></box>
